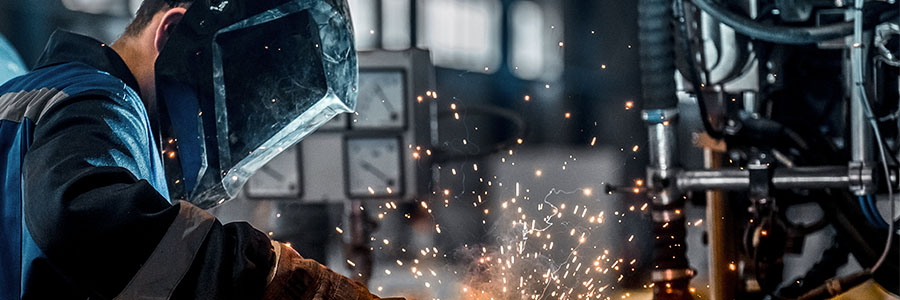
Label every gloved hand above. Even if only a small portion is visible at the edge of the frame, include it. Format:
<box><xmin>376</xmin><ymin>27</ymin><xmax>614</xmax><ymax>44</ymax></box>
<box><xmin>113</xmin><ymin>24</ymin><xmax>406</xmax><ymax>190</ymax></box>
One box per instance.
<box><xmin>261</xmin><ymin>241</ymin><xmax>403</xmax><ymax>300</ymax></box>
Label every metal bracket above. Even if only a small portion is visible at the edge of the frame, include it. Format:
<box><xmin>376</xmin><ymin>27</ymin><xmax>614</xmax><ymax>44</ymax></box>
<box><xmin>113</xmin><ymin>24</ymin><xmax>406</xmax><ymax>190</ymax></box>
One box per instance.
<box><xmin>848</xmin><ymin>161</ymin><xmax>875</xmax><ymax>195</ymax></box>
<box><xmin>747</xmin><ymin>157</ymin><xmax>773</xmax><ymax>202</ymax></box>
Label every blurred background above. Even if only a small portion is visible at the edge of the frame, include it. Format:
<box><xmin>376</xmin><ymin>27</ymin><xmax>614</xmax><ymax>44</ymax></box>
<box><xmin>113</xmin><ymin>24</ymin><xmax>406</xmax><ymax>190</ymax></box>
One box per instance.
<box><xmin>7</xmin><ymin>0</ymin><xmax>900</xmax><ymax>299</ymax></box>
<box><xmin>0</xmin><ymin>1</ymin><xmax>790</xmax><ymax>299</ymax></box>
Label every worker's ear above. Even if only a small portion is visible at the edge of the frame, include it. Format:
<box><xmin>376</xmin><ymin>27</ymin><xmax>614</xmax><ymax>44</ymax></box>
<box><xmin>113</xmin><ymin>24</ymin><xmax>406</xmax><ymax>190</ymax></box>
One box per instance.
<box><xmin>154</xmin><ymin>7</ymin><xmax>187</xmax><ymax>53</ymax></box>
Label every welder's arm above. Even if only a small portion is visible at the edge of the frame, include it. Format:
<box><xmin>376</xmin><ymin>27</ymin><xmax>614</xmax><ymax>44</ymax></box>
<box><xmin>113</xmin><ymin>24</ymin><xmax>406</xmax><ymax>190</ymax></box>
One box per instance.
<box><xmin>22</xmin><ymin>95</ymin><xmax>274</xmax><ymax>299</ymax></box>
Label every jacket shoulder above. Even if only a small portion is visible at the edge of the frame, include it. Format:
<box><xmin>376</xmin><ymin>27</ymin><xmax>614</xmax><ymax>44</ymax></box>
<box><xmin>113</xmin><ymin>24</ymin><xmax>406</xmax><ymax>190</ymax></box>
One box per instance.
<box><xmin>0</xmin><ymin>62</ymin><xmax>143</xmax><ymax>124</ymax></box>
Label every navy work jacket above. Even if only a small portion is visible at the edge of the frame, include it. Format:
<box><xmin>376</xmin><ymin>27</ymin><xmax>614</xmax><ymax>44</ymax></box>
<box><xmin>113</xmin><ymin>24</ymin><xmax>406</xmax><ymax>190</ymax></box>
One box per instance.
<box><xmin>0</xmin><ymin>30</ymin><xmax>274</xmax><ymax>300</ymax></box>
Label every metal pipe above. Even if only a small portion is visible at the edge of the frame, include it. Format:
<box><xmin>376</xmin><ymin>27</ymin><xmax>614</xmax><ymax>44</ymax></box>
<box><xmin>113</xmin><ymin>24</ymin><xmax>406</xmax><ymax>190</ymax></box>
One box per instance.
<box><xmin>676</xmin><ymin>166</ymin><xmax>871</xmax><ymax>191</ymax></box>
<box><xmin>848</xmin><ymin>6</ymin><xmax>873</xmax><ymax>195</ymax></box>
<box><xmin>647</xmin><ymin>114</ymin><xmax>680</xmax><ymax>183</ymax></box>
<box><xmin>772</xmin><ymin>166</ymin><xmax>850</xmax><ymax>189</ymax></box>
<box><xmin>677</xmin><ymin>169</ymin><xmax>749</xmax><ymax>190</ymax></box>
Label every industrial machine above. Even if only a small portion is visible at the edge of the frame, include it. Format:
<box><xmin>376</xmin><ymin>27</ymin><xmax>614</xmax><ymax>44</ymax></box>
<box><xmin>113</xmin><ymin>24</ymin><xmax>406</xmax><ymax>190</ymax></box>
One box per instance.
<box><xmin>625</xmin><ymin>0</ymin><xmax>900</xmax><ymax>299</ymax></box>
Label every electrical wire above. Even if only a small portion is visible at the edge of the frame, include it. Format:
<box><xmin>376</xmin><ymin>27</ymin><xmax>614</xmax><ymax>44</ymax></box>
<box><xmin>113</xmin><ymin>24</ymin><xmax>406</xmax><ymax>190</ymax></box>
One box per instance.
<box><xmin>674</xmin><ymin>0</ymin><xmax>724</xmax><ymax>140</ymax></box>
<box><xmin>691</xmin><ymin>0</ymin><xmax>897</xmax><ymax>45</ymax></box>
<box><xmin>861</xmin><ymin>195</ymin><xmax>889</xmax><ymax>228</ymax></box>
<box><xmin>868</xmin><ymin>194</ymin><xmax>890</xmax><ymax>228</ymax></box>
<box><xmin>852</xmin><ymin>0</ymin><xmax>895</xmax><ymax>276</ymax></box>
<box><xmin>861</xmin><ymin>195</ymin><xmax>881</xmax><ymax>227</ymax></box>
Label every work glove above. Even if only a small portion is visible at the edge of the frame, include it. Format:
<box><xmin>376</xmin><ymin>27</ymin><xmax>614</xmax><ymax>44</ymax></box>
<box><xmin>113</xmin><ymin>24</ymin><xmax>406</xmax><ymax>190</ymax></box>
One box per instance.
<box><xmin>261</xmin><ymin>241</ymin><xmax>402</xmax><ymax>300</ymax></box>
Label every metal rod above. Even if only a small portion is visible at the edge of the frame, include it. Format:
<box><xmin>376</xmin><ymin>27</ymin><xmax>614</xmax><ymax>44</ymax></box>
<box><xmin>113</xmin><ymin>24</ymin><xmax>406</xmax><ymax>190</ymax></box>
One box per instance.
<box><xmin>848</xmin><ymin>7</ymin><xmax>873</xmax><ymax>195</ymax></box>
<box><xmin>676</xmin><ymin>166</ymin><xmax>870</xmax><ymax>191</ymax></box>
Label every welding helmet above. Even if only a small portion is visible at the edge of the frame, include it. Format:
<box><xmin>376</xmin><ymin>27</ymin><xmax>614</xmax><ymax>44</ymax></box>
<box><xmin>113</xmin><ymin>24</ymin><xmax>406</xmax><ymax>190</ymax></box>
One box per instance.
<box><xmin>155</xmin><ymin>0</ymin><xmax>357</xmax><ymax>208</ymax></box>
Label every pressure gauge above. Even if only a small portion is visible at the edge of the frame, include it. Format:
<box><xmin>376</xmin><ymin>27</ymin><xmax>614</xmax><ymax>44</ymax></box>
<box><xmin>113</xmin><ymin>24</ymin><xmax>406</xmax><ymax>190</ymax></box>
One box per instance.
<box><xmin>352</xmin><ymin>71</ymin><xmax>406</xmax><ymax>129</ymax></box>
<box><xmin>345</xmin><ymin>137</ymin><xmax>403</xmax><ymax>198</ymax></box>
<box><xmin>245</xmin><ymin>145</ymin><xmax>302</xmax><ymax>198</ymax></box>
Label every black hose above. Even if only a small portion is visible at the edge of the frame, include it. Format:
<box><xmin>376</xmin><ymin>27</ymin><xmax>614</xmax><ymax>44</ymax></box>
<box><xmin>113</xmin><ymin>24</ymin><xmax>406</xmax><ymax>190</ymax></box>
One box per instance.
<box><xmin>638</xmin><ymin>0</ymin><xmax>679</xmax><ymax>110</ymax></box>
<box><xmin>690</xmin><ymin>0</ymin><xmax>898</xmax><ymax>45</ymax></box>
<box><xmin>674</xmin><ymin>0</ymin><xmax>724</xmax><ymax>139</ymax></box>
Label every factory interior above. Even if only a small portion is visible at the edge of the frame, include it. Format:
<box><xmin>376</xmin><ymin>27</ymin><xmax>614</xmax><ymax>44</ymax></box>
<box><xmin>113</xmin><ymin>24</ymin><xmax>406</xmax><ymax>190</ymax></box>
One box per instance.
<box><xmin>2</xmin><ymin>0</ymin><xmax>900</xmax><ymax>299</ymax></box>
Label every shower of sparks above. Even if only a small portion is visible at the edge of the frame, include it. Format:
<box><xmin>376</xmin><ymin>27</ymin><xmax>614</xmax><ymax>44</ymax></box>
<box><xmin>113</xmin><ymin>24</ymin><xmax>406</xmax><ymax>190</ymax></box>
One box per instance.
<box><xmin>337</xmin><ymin>61</ymin><xmax>655</xmax><ymax>298</ymax></box>
<box><xmin>447</xmin><ymin>187</ymin><xmax>638</xmax><ymax>299</ymax></box>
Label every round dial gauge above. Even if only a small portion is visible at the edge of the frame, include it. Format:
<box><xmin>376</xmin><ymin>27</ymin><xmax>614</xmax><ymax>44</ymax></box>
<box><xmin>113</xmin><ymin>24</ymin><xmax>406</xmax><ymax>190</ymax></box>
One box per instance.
<box><xmin>352</xmin><ymin>71</ymin><xmax>406</xmax><ymax>129</ymax></box>
<box><xmin>346</xmin><ymin>137</ymin><xmax>403</xmax><ymax>197</ymax></box>
<box><xmin>245</xmin><ymin>145</ymin><xmax>302</xmax><ymax>198</ymax></box>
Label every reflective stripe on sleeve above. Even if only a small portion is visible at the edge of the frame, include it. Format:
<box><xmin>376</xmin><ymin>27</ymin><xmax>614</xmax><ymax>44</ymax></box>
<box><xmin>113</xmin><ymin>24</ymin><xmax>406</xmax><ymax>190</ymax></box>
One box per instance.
<box><xmin>114</xmin><ymin>200</ymin><xmax>215</xmax><ymax>300</ymax></box>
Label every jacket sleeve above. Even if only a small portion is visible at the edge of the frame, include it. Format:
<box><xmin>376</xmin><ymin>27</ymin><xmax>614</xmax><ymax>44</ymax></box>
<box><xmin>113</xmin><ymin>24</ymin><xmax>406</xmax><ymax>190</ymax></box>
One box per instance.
<box><xmin>22</xmin><ymin>94</ymin><xmax>275</xmax><ymax>300</ymax></box>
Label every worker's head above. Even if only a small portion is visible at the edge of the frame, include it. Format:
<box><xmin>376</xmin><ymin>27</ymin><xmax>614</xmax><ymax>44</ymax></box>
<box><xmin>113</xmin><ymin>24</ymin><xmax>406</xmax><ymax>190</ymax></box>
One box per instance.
<box><xmin>123</xmin><ymin>0</ymin><xmax>359</xmax><ymax>208</ymax></box>
<box><xmin>112</xmin><ymin>0</ymin><xmax>193</xmax><ymax>107</ymax></box>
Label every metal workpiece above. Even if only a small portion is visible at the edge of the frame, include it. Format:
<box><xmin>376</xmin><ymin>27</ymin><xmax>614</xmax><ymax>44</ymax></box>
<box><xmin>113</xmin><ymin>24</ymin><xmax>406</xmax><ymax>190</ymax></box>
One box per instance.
<box><xmin>674</xmin><ymin>165</ymin><xmax>875</xmax><ymax>191</ymax></box>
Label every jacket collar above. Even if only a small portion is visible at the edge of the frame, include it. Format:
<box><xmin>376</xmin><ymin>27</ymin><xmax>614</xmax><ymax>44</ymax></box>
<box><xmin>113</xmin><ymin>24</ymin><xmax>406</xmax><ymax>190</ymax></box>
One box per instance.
<box><xmin>34</xmin><ymin>30</ymin><xmax>142</xmax><ymax>98</ymax></box>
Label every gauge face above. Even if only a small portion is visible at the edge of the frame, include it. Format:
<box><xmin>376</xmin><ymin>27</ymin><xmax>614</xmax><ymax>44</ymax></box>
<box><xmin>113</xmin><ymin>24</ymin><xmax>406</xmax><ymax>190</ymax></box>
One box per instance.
<box><xmin>245</xmin><ymin>145</ymin><xmax>302</xmax><ymax>198</ymax></box>
<box><xmin>352</xmin><ymin>71</ymin><xmax>406</xmax><ymax>129</ymax></box>
<box><xmin>346</xmin><ymin>137</ymin><xmax>403</xmax><ymax>197</ymax></box>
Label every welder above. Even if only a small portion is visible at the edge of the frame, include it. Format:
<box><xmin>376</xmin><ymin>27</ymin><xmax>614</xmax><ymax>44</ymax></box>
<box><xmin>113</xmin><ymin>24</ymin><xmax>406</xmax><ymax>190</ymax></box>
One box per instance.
<box><xmin>0</xmin><ymin>0</ymin><xmax>388</xmax><ymax>299</ymax></box>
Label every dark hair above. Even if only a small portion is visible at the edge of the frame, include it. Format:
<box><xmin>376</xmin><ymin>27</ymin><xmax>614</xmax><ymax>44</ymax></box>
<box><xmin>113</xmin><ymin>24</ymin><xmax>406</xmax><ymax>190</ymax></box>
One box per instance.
<box><xmin>123</xmin><ymin>0</ymin><xmax>194</xmax><ymax>37</ymax></box>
